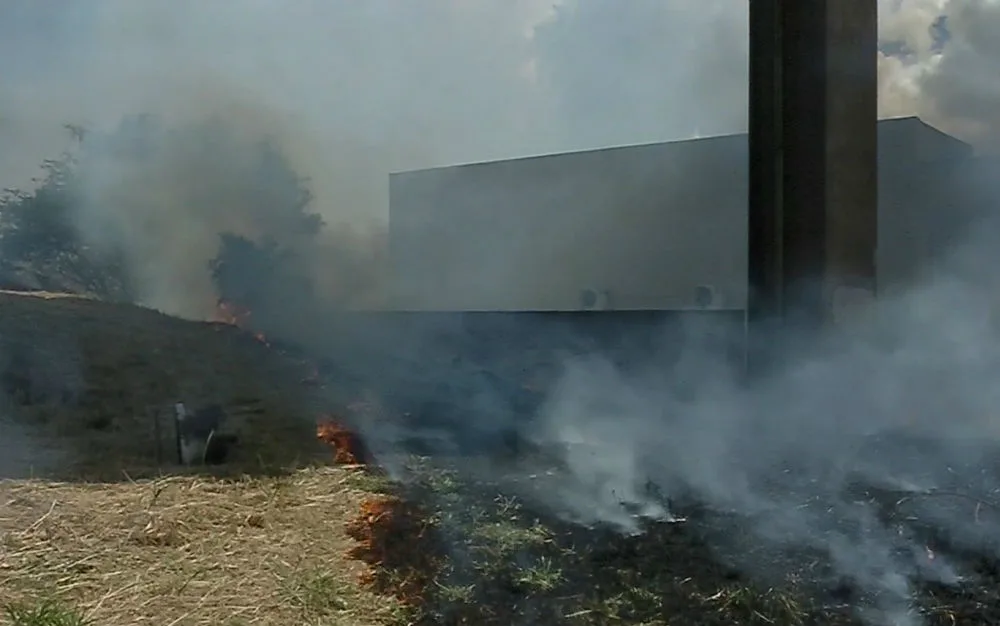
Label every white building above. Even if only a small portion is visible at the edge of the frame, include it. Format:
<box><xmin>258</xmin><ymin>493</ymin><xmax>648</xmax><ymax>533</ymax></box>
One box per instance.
<box><xmin>389</xmin><ymin>117</ymin><xmax>981</xmax><ymax>313</ymax></box>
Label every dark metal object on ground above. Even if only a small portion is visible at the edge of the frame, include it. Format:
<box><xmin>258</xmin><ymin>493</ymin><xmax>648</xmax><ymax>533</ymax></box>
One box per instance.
<box><xmin>747</xmin><ymin>0</ymin><xmax>878</xmax><ymax>372</ymax></box>
<box><xmin>174</xmin><ymin>402</ymin><xmax>238</xmax><ymax>465</ymax></box>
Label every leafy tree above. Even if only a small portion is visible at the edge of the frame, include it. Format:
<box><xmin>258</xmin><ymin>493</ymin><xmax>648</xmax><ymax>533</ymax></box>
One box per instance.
<box><xmin>203</xmin><ymin>129</ymin><xmax>324</xmax><ymax>328</ymax></box>
<box><xmin>210</xmin><ymin>234</ymin><xmax>292</xmax><ymax>309</ymax></box>
<box><xmin>248</xmin><ymin>138</ymin><xmax>324</xmax><ymax>238</ymax></box>
<box><xmin>0</xmin><ymin>113</ymin><xmax>325</xmax><ymax>317</ymax></box>
<box><xmin>0</xmin><ymin>145</ymin><xmax>133</xmax><ymax>300</ymax></box>
<box><xmin>0</xmin><ymin>156</ymin><xmax>77</xmax><ymax>258</ymax></box>
<box><xmin>209</xmin><ymin>233</ymin><xmax>315</xmax><ymax>333</ymax></box>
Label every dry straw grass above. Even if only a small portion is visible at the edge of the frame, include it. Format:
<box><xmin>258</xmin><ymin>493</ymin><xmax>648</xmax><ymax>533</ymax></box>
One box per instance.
<box><xmin>0</xmin><ymin>467</ymin><xmax>404</xmax><ymax>625</ymax></box>
<box><xmin>0</xmin><ymin>290</ymin><xmax>407</xmax><ymax>624</ymax></box>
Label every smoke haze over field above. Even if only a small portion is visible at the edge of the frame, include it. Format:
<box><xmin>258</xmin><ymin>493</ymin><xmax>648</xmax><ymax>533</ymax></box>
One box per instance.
<box><xmin>528</xmin><ymin>225</ymin><xmax>1000</xmax><ymax>624</ymax></box>
<box><xmin>3</xmin><ymin>2</ymin><xmax>1000</xmax><ymax>624</ymax></box>
<box><xmin>1</xmin><ymin>1</ymin><xmax>1000</xmax><ymax>315</ymax></box>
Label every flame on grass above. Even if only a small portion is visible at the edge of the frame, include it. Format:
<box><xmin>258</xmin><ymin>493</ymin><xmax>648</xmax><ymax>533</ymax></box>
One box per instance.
<box><xmin>316</xmin><ymin>417</ymin><xmax>370</xmax><ymax>465</ymax></box>
<box><xmin>345</xmin><ymin>494</ymin><xmax>442</xmax><ymax>607</ymax></box>
<box><xmin>324</xmin><ymin>411</ymin><xmax>443</xmax><ymax>608</ymax></box>
<box><xmin>212</xmin><ymin>298</ymin><xmax>269</xmax><ymax>345</ymax></box>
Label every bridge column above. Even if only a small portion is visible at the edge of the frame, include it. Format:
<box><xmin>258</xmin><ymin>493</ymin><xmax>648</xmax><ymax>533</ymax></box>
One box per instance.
<box><xmin>747</xmin><ymin>0</ymin><xmax>879</xmax><ymax>371</ymax></box>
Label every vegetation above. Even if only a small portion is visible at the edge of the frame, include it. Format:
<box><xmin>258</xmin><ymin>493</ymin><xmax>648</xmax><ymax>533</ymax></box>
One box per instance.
<box><xmin>3</xmin><ymin>116</ymin><xmax>999</xmax><ymax>626</ymax></box>
<box><xmin>341</xmin><ymin>457</ymin><xmax>816</xmax><ymax>626</ymax></box>
<box><xmin>0</xmin><ymin>115</ymin><xmax>322</xmax><ymax>315</ymax></box>
<box><xmin>209</xmin><ymin>232</ymin><xmax>316</xmax><ymax>332</ymax></box>
<box><xmin>3</xmin><ymin>598</ymin><xmax>91</xmax><ymax>626</ymax></box>
<box><xmin>0</xmin><ymin>150</ymin><xmax>131</xmax><ymax>300</ymax></box>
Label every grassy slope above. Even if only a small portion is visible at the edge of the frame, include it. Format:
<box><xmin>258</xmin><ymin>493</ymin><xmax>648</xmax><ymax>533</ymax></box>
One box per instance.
<box><xmin>0</xmin><ymin>290</ymin><xmax>403</xmax><ymax>625</ymax></box>
<box><xmin>0</xmin><ymin>289</ymin><xmax>328</xmax><ymax>478</ymax></box>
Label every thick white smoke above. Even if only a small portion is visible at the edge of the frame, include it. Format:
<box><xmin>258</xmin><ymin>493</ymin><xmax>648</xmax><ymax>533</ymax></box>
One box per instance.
<box><xmin>0</xmin><ymin>0</ymin><xmax>559</xmax><ymax>315</ymax></box>
<box><xmin>522</xmin><ymin>4</ymin><xmax>1000</xmax><ymax>624</ymax></box>
<box><xmin>532</xmin><ymin>217</ymin><xmax>1000</xmax><ymax>624</ymax></box>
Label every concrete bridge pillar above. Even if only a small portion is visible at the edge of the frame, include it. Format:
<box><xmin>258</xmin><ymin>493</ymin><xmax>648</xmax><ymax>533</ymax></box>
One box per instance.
<box><xmin>747</xmin><ymin>0</ymin><xmax>878</xmax><ymax>370</ymax></box>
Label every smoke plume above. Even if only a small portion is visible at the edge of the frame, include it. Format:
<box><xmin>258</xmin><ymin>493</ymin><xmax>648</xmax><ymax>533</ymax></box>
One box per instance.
<box><xmin>528</xmin><ymin>231</ymin><xmax>1000</xmax><ymax>624</ymax></box>
<box><xmin>0</xmin><ymin>0</ymin><xmax>557</xmax><ymax>316</ymax></box>
<box><xmin>4</xmin><ymin>2</ymin><xmax>1000</xmax><ymax>624</ymax></box>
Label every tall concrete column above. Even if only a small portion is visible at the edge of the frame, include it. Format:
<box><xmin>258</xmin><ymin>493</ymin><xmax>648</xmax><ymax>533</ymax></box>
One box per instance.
<box><xmin>747</xmin><ymin>0</ymin><xmax>878</xmax><ymax>369</ymax></box>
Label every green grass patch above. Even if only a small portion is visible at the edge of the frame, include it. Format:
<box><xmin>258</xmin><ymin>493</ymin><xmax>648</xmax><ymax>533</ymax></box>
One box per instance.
<box><xmin>3</xmin><ymin>598</ymin><xmax>91</xmax><ymax>626</ymax></box>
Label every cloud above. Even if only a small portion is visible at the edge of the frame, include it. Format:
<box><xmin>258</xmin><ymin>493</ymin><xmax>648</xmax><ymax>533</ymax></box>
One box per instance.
<box><xmin>530</xmin><ymin>0</ymin><xmax>1000</xmax><ymax>148</ymax></box>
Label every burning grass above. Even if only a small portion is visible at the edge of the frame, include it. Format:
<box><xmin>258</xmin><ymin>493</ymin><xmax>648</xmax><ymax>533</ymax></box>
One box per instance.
<box><xmin>334</xmin><ymin>440</ymin><xmax>1000</xmax><ymax>626</ymax></box>
<box><xmin>316</xmin><ymin>418</ymin><xmax>443</xmax><ymax>607</ymax></box>
<box><xmin>344</xmin><ymin>495</ymin><xmax>441</xmax><ymax>607</ymax></box>
<box><xmin>337</xmin><ymin>459</ymin><xmax>778</xmax><ymax>626</ymax></box>
<box><xmin>0</xmin><ymin>468</ymin><xmax>407</xmax><ymax>626</ymax></box>
<box><xmin>317</xmin><ymin>418</ymin><xmax>371</xmax><ymax>466</ymax></box>
<box><xmin>213</xmin><ymin>299</ymin><xmax>269</xmax><ymax>346</ymax></box>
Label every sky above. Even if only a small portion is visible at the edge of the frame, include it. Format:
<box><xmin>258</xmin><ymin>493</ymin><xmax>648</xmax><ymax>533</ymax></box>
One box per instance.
<box><xmin>1</xmin><ymin>0</ymin><xmax>996</xmax><ymax>216</ymax></box>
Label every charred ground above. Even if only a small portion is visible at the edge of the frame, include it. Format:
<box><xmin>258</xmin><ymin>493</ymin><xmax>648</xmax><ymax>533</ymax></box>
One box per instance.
<box><xmin>334</xmin><ymin>433</ymin><xmax>1000</xmax><ymax>626</ymax></box>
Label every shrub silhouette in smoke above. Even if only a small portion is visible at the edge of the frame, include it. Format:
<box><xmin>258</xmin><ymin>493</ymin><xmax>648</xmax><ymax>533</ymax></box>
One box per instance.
<box><xmin>0</xmin><ymin>113</ymin><xmax>348</xmax><ymax>325</ymax></box>
<box><xmin>209</xmin><ymin>232</ymin><xmax>315</xmax><ymax>337</ymax></box>
<box><xmin>0</xmin><ymin>140</ymin><xmax>132</xmax><ymax>299</ymax></box>
<box><xmin>76</xmin><ymin>113</ymin><xmax>327</xmax><ymax>319</ymax></box>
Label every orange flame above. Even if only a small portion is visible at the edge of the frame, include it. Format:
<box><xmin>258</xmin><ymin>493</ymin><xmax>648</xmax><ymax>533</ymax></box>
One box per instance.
<box><xmin>332</xmin><ymin>394</ymin><xmax>443</xmax><ymax>609</ymax></box>
<box><xmin>345</xmin><ymin>494</ymin><xmax>439</xmax><ymax>605</ymax></box>
<box><xmin>316</xmin><ymin>417</ymin><xmax>369</xmax><ymax>465</ymax></box>
<box><xmin>214</xmin><ymin>299</ymin><xmax>251</xmax><ymax>326</ymax></box>
<box><xmin>213</xmin><ymin>299</ymin><xmax>269</xmax><ymax>346</ymax></box>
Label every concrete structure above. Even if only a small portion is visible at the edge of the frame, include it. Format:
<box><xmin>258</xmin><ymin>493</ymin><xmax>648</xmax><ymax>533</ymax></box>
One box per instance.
<box><xmin>389</xmin><ymin>117</ymin><xmax>982</xmax><ymax>314</ymax></box>
<box><xmin>748</xmin><ymin>0</ymin><xmax>878</xmax><ymax>343</ymax></box>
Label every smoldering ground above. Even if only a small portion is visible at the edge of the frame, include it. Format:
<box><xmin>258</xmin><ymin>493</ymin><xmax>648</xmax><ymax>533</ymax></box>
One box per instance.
<box><xmin>335</xmin><ymin>205</ymin><xmax>1000</xmax><ymax>625</ymax></box>
<box><xmin>0</xmin><ymin>333</ymin><xmax>81</xmax><ymax>479</ymax></box>
<box><xmin>489</xmin><ymin>215</ymin><xmax>1000</xmax><ymax>626</ymax></box>
<box><xmin>0</xmin><ymin>414</ymin><xmax>69</xmax><ymax>479</ymax></box>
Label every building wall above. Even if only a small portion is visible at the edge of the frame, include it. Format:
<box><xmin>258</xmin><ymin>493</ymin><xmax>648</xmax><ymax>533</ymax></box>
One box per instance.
<box><xmin>389</xmin><ymin>118</ymin><xmax>979</xmax><ymax>312</ymax></box>
<box><xmin>878</xmin><ymin>154</ymin><xmax>1000</xmax><ymax>294</ymax></box>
